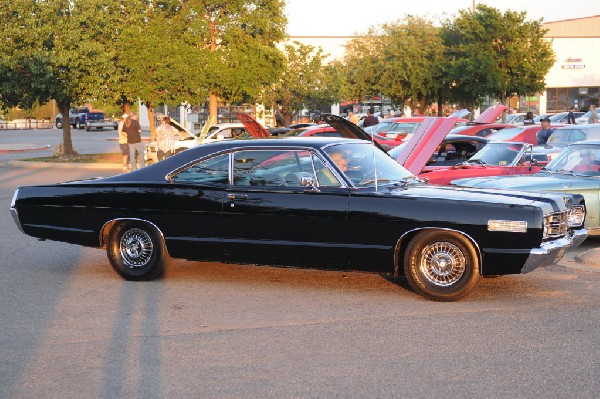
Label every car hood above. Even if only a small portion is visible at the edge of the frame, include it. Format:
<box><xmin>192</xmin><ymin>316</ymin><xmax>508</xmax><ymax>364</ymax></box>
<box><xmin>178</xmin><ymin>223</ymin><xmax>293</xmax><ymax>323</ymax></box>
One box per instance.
<box><xmin>385</xmin><ymin>182</ymin><xmax>579</xmax><ymax>214</ymax></box>
<box><xmin>474</xmin><ymin>104</ymin><xmax>508</xmax><ymax>123</ymax></box>
<box><xmin>321</xmin><ymin>114</ymin><xmax>386</xmax><ymax>151</ymax></box>
<box><xmin>451</xmin><ymin>172</ymin><xmax>599</xmax><ymax>190</ymax></box>
<box><xmin>393</xmin><ymin>116</ymin><xmax>461</xmax><ymax>174</ymax></box>
<box><xmin>168</xmin><ymin>118</ymin><xmax>195</xmax><ymax>138</ymax></box>
<box><xmin>236</xmin><ymin>113</ymin><xmax>271</xmax><ymax>138</ymax></box>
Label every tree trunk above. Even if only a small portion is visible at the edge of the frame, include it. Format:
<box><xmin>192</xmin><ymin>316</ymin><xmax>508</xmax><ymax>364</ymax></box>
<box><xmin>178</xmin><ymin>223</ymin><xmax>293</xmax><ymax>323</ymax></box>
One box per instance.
<box><xmin>209</xmin><ymin>93</ymin><xmax>218</xmax><ymax>124</ymax></box>
<box><xmin>57</xmin><ymin>101</ymin><xmax>75</xmax><ymax>157</ymax></box>
<box><xmin>147</xmin><ymin>104</ymin><xmax>156</xmax><ymax>142</ymax></box>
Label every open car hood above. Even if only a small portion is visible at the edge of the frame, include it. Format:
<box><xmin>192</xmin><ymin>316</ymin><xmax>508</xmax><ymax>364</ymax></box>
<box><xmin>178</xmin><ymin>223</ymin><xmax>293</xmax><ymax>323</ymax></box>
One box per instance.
<box><xmin>394</xmin><ymin>115</ymin><xmax>464</xmax><ymax>175</ymax></box>
<box><xmin>237</xmin><ymin>113</ymin><xmax>271</xmax><ymax>138</ymax></box>
<box><xmin>168</xmin><ymin>118</ymin><xmax>195</xmax><ymax>138</ymax></box>
<box><xmin>320</xmin><ymin>114</ymin><xmax>386</xmax><ymax>151</ymax></box>
<box><xmin>473</xmin><ymin>104</ymin><xmax>508</xmax><ymax>124</ymax></box>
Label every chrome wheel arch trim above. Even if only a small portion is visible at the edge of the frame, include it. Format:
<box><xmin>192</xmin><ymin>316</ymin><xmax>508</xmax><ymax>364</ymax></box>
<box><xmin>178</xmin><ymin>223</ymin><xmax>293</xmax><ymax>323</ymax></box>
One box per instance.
<box><xmin>99</xmin><ymin>218</ymin><xmax>167</xmax><ymax>249</ymax></box>
<box><xmin>393</xmin><ymin>227</ymin><xmax>482</xmax><ymax>277</ymax></box>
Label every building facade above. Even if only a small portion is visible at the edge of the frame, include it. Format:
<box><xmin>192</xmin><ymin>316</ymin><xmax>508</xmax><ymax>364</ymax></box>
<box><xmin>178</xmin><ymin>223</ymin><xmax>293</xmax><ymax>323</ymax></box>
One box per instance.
<box><xmin>541</xmin><ymin>15</ymin><xmax>600</xmax><ymax>114</ymax></box>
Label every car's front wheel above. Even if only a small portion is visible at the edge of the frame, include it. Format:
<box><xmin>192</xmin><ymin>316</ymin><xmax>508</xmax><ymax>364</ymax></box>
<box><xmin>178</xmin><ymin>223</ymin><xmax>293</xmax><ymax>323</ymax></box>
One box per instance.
<box><xmin>55</xmin><ymin>120</ymin><xmax>63</xmax><ymax>129</ymax></box>
<box><xmin>404</xmin><ymin>230</ymin><xmax>480</xmax><ymax>301</ymax></box>
<box><xmin>75</xmin><ymin>119</ymin><xmax>84</xmax><ymax>129</ymax></box>
<box><xmin>106</xmin><ymin>222</ymin><xmax>167</xmax><ymax>281</ymax></box>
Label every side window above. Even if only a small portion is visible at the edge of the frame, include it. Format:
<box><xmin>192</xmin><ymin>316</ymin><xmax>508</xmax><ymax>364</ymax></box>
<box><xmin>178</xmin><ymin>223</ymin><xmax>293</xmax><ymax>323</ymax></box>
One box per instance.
<box><xmin>232</xmin><ymin>150</ymin><xmax>316</xmax><ymax>187</ymax></box>
<box><xmin>171</xmin><ymin>153</ymin><xmax>229</xmax><ymax>184</ymax></box>
<box><xmin>571</xmin><ymin>130</ymin><xmax>586</xmax><ymax>142</ymax></box>
<box><xmin>314</xmin><ymin>155</ymin><xmax>343</xmax><ymax>187</ymax></box>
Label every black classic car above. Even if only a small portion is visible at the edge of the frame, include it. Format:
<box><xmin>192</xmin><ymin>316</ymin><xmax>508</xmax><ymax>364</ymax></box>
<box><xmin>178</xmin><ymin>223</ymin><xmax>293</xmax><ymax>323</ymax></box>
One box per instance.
<box><xmin>10</xmin><ymin>115</ymin><xmax>588</xmax><ymax>301</ymax></box>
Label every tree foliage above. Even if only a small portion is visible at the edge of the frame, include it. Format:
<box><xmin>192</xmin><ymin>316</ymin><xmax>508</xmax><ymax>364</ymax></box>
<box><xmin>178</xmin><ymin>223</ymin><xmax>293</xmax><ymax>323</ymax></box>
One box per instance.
<box><xmin>0</xmin><ymin>0</ymin><xmax>118</xmax><ymax>155</ymax></box>
<box><xmin>440</xmin><ymin>5</ymin><xmax>555</xmax><ymax>108</ymax></box>
<box><xmin>341</xmin><ymin>17</ymin><xmax>444</xmax><ymax>114</ymax></box>
<box><xmin>261</xmin><ymin>41</ymin><xmax>340</xmax><ymax>126</ymax></box>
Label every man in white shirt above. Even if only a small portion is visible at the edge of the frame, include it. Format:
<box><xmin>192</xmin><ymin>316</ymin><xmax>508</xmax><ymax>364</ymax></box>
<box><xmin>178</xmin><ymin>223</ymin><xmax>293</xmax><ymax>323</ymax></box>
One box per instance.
<box><xmin>156</xmin><ymin>116</ymin><xmax>179</xmax><ymax>161</ymax></box>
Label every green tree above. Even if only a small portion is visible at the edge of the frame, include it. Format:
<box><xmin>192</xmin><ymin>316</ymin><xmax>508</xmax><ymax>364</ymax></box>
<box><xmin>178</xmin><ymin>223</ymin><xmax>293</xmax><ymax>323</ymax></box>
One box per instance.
<box><xmin>173</xmin><ymin>0</ymin><xmax>287</xmax><ymax>127</ymax></box>
<box><xmin>262</xmin><ymin>42</ymin><xmax>340</xmax><ymax>125</ymax></box>
<box><xmin>341</xmin><ymin>17</ymin><xmax>444</xmax><ymax>115</ymax></box>
<box><xmin>440</xmin><ymin>5</ymin><xmax>555</xmax><ymax>114</ymax></box>
<box><xmin>0</xmin><ymin>0</ymin><xmax>118</xmax><ymax>156</ymax></box>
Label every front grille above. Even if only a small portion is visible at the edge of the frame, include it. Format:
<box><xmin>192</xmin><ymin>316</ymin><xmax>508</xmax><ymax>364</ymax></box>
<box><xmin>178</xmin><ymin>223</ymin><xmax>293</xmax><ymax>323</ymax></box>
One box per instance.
<box><xmin>544</xmin><ymin>211</ymin><xmax>568</xmax><ymax>239</ymax></box>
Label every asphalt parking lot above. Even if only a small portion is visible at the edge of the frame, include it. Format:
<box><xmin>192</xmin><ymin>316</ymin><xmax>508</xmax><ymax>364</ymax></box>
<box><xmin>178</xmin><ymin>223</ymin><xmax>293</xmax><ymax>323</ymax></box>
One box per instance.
<box><xmin>1</xmin><ymin>130</ymin><xmax>600</xmax><ymax>398</ymax></box>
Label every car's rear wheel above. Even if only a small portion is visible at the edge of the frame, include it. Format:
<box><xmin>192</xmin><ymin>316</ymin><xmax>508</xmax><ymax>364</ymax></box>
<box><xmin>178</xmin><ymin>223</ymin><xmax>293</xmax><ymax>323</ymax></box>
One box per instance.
<box><xmin>106</xmin><ymin>222</ymin><xmax>167</xmax><ymax>281</ymax></box>
<box><xmin>404</xmin><ymin>230</ymin><xmax>479</xmax><ymax>301</ymax></box>
<box><xmin>55</xmin><ymin>120</ymin><xmax>63</xmax><ymax>129</ymax></box>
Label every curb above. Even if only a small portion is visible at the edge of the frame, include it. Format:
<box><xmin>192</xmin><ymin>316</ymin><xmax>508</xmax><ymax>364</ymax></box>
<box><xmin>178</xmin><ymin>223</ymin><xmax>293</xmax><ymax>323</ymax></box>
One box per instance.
<box><xmin>3</xmin><ymin>159</ymin><xmax>122</xmax><ymax>170</ymax></box>
<box><xmin>0</xmin><ymin>144</ymin><xmax>52</xmax><ymax>153</ymax></box>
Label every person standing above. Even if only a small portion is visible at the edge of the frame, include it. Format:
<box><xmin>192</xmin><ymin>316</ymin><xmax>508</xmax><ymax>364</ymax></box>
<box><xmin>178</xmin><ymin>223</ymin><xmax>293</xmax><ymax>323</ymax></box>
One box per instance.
<box><xmin>362</xmin><ymin>109</ymin><xmax>379</xmax><ymax>128</ymax></box>
<box><xmin>567</xmin><ymin>107</ymin><xmax>576</xmax><ymax>124</ymax></box>
<box><xmin>117</xmin><ymin>114</ymin><xmax>130</xmax><ymax>172</ymax></box>
<box><xmin>122</xmin><ymin>114</ymin><xmax>145</xmax><ymax>170</ymax></box>
<box><xmin>537</xmin><ymin>117</ymin><xmax>554</xmax><ymax>145</ymax></box>
<box><xmin>589</xmin><ymin>105</ymin><xmax>599</xmax><ymax>124</ymax></box>
<box><xmin>348</xmin><ymin>111</ymin><xmax>359</xmax><ymax>125</ymax></box>
<box><xmin>156</xmin><ymin>116</ymin><xmax>179</xmax><ymax>161</ymax></box>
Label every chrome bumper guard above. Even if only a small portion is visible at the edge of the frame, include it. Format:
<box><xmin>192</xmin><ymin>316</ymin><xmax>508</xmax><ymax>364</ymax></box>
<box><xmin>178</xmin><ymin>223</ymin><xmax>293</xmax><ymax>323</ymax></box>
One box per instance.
<box><xmin>521</xmin><ymin>229</ymin><xmax>588</xmax><ymax>273</ymax></box>
<box><xmin>10</xmin><ymin>206</ymin><xmax>25</xmax><ymax>234</ymax></box>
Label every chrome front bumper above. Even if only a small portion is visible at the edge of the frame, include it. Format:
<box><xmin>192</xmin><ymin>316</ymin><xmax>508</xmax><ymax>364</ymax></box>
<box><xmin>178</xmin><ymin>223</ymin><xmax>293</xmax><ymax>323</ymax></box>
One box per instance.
<box><xmin>521</xmin><ymin>229</ymin><xmax>588</xmax><ymax>273</ymax></box>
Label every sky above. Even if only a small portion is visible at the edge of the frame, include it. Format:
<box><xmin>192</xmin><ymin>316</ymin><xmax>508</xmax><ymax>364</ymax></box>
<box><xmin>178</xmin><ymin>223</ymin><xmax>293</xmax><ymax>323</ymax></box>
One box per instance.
<box><xmin>285</xmin><ymin>0</ymin><xmax>600</xmax><ymax>36</ymax></box>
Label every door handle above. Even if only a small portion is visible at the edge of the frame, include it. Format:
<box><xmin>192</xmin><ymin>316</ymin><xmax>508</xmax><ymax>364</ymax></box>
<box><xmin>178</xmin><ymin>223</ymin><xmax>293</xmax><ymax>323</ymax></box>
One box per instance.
<box><xmin>227</xmin><ymin>193</ymin><xmax>248</xmax><ymax>201</ymax></box>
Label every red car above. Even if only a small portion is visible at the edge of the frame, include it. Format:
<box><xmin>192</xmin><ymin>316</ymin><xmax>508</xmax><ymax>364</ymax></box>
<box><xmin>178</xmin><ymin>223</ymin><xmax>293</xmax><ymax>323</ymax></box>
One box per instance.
<box><xmin>389</xmin><ymin>114</ymin><xmax>543</xmax><ymax>185</ymax></box>
<box><xmin>421</xmin><ymin>141</ymin><xmax>542</xmax><ymax>185</ymax></box>
<box><xmin>446</xmin><ymin>105</ymin><xmax>512</xmax><ymax>137</ymax></box>
<box><xmin>486</xmin><ymin>124</ymin><xmax>564</xmax><ymax>145</ymax></box>
<box><xmin>284</xmin><ymin>123</ymin><xmax>404</xmax><ymax>151</ymax></box>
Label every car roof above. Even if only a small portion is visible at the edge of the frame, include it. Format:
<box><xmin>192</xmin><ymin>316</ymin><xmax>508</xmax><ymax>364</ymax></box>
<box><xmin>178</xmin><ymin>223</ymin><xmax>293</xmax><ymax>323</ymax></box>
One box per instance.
<box><xmin>555</xmin><ymin>124</ymin><xmax>600</xmax><ymax>130</ymax></box>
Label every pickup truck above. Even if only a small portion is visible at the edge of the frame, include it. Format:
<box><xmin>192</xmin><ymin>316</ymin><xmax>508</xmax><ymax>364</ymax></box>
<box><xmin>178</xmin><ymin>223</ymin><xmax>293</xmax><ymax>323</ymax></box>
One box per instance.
<box><xmin>55</xmin><ymin>107</ymin><xmax>118</xmax><ymax>130</ymax></box>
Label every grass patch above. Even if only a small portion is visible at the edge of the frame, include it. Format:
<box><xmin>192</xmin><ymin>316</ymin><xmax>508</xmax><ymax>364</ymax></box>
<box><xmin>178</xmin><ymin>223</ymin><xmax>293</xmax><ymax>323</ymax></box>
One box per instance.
<box><xmin>21</xmin><ymin>153</ymin><xmax>122</xmax><ymax>163</ymax></box>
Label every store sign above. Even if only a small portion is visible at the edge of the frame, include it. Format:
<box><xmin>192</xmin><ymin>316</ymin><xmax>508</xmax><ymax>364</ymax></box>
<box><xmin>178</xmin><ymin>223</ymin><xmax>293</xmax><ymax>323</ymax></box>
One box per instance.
<box><xmin>562</xmin><ymin>57</ymin><xmax>585</xmax><ymax>69</ymax></box>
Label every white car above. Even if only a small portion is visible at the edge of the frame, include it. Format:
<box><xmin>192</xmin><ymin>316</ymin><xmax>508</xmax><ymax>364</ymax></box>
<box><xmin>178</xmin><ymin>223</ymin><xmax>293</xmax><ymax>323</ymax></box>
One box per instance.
<box><xmin>202</xmin><ymin>122</ymin><xmax>246</xmax><ymax>142</ymax></box>
<box><xmin>575</xmin><ymin>109</ymin><xmax>600</xmax><ymax>124</ymax></box>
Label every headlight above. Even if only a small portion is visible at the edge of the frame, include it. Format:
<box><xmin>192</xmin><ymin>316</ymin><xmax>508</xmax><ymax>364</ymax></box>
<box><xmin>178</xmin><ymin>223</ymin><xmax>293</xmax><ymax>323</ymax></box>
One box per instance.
<box><xmin>568</xmin><ymin>205</ymin><xmax>585</xmax><ymax>228</ymax></box>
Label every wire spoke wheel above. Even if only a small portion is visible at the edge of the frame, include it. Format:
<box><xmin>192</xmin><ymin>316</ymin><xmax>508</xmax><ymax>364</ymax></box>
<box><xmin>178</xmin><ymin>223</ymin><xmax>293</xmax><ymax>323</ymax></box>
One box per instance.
<box><xmin>403</xmin><ymin>230</ymin><xmax>480</xmax><ymax>301</ymax></box>
<box><xmin>119</xmin><ymin>227</ymin><xmax>154</xmax><ymax>268</ymax></box>
<box><xmin>107</xmin><ymin>222</ymin><xmax>167</xmax><ymax>281</ymax></box>
<box><xmin>419</xmin><ymin>241</ymin><xmax>466</xmax><ymax>287</ymax></box>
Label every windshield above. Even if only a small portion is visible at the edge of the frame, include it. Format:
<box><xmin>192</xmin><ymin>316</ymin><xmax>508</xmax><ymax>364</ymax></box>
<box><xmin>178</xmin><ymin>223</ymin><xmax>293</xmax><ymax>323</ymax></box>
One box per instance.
<box><xmin>390</xmin><ymin>123</ymin><xmax>419</xmax><ymax>133</ymax></box>
<box><xmin>324</xmin><ymin>142</ymin><xmax>414</xmax><ymax>187</ymax></box>
<box><xmin>547</xmin><ymin>129</ymin><xmax>586</xmax><ymax>145</ymax></box>
<box><xmin>545</xmin><ymin>144</ymin><xmax>600</xmax><ymax>175</ymax></box>
<box><xmin>469</xmin><ymin>142</ymin><xmax>526</xmax><ymax>166</ymax></box>
<box><xmin>488</xmin><ymin>127</ymin><xmax>524</xmax><ymax>141</ymax></box>
<box><xmin>370</xmin><ymin>122</ymin><xmax>395</xmax><ymax>133</ymax></box>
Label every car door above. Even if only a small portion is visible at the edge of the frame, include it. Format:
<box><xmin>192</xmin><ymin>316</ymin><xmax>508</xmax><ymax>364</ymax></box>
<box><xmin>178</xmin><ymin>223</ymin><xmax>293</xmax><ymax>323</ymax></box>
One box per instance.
<box><xmin>165</xmin><ymin>153</ymin><xmax>229</xmax><ymax>261</ymax></box>
<box><xmin>222</xmin><ymin>148</ymin><xmax>351</xmax><ymax>264</ymax></box>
